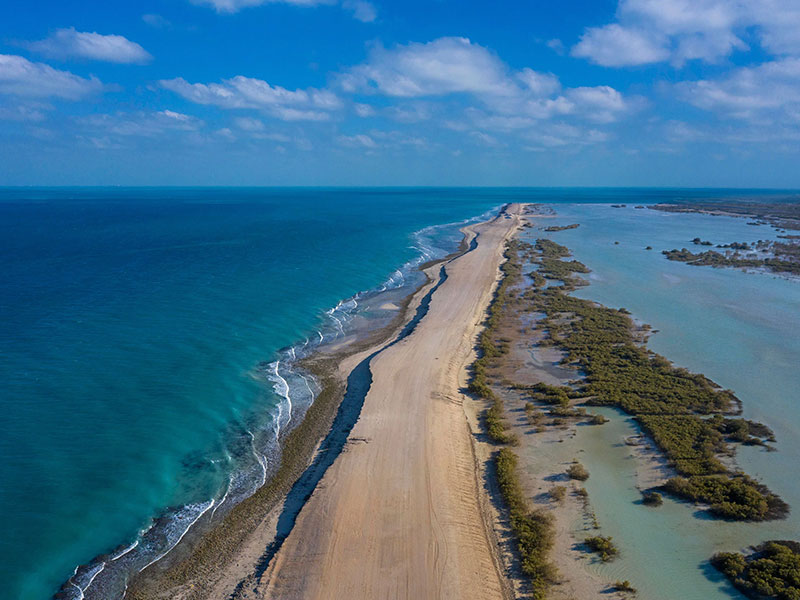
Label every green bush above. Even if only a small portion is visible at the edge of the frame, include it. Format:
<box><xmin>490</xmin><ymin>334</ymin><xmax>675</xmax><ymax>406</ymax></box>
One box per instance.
<box><xmin>567</xmin><ymin>462</ymin><xmax>589</xmax><ymax>481</ymax></box>
<box><xmin>550</xmin><ymin>486</ymin><xmax>567</xmax><ymax>502</ymax></box>
<box><xmin>642</xmin><ymin>491</ymin><xmax>663</xmax><ymax>506</ymax></box>
<box><xmin>637</xmin><ymin>415</ymin><xmax>727</xmax><ymax>476</ymax></box>
<box><xmin>585</xmin><ymin>535</ymin><xmax>618</xmax><ymax>561</ymax></box>
<box><xmin>525</xmin><ymin>403</ymin><xmax>545</xmax><ymax>426</ymax></box>
<box><xmin>614</xmin><ymin>580</ymin><xmax>637</xmax><ymax>593</ymax></box>
<box><xmin>495</xmin><ymin>449</ymin><xmax>558</xmax><ymax>599</ymax></box>
<box><xmin>663</xmin><ymin>475</ymin><xmax>786</xmax><ymax>521</ymax></box>
<box><xmin>589</xmin><ymin>413</ymin><xmax>608</xmax><ymax>425</ymax></box>
<box><xmin>663</xmin><ymin>246</ymin><xmax>800</xmax><ymax>276</ymax></box>
<box><xmin>522</xmin><ymin>240</ymin><xmax>784</xmax><ymax>521</ymax></box>
<box><xmin>712</xmin><ymin>541</ymin><xmax>800</xmax><ymax>600</ymax></box>
<box><xmin>544</xmin><ymin>223</ymin><xmax>580</xmax><ymax>232</ymax></box>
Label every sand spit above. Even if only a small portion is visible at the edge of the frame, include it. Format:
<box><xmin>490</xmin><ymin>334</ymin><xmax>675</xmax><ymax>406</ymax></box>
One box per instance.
<box><xmin>124</xmin><ymin>216</ymin><xmax>482</xmax><ymax>600</ymax></box>
<box><xmin>248</xmin><ymin>205</ymin><xmax>523</xmax><ymax>599</ymax></box>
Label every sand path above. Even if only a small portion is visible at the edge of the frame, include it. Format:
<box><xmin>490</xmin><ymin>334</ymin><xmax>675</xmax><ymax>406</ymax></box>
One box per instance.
<box><xmin>258</xmin><ymin>205</ymin><xmax>522</xmax><ymax>600</ymax></box>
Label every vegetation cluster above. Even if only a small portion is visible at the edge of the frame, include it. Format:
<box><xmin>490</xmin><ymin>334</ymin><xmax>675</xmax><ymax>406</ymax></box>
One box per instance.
<box><xmin>642</xmin><ymin>491</ymin><xmax>663</xmax><ymax>506</ymax></box>
<box><xmin>469</xmin><ymin>240</ymin><xmax>528</xmax><ymax>445</ymax></box>
<box><xmin>567</xmin><ymin>462</ymin><xmax>590</xmax><ymax>481</ymax></box>
<box><xmin>584</xmin><ymin>535</ymin><xmax>618</xmax><ymax>561</ymax></box>
<box><xmin>525</xmin><ymin>238</ymin><xmax>785</xmax><ymax>521</ymax></box>
<box><xmin>495</xmin><ymin>448</ymin><xmax>558</xmax><ymax>599</ymax></box>
<box><xmin>544</xmin><ymin>223</ymin><xmax>580</xmax><ymax>232</ymax></box>
<box><xmin>613</xmin><ymin>580</ymin><xmax>637</xmax><ymax>593</ymax></box>
<box><xmin>651</xmin><ymin>201</ymin><xmax>800</xmax><ymax>229</ymax></box>
<box><xmin>713</xmin><ymin>541</ymin><xmax>800</xmax><ymax>600</ymax></box>
<box><xmin>653</xmin><ymin>201</ymin><xmax>800</xmax><ymax>274</ymax></box>
<box><xmin>468</xmin><ymin>222</ymin><xmax>789</xmax><ymax>599</ymax></box>
<box><xmin>469</xmin><ymin>238</ymin><xmax>557</xmax><ymax>597</ymax></box>
<box><xmin>663</xmin><ymin>247</ymin><xmax>800</xmax><ymax>276</ymax></box>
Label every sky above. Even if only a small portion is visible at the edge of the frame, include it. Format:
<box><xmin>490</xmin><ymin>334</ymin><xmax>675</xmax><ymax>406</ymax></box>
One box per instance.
<box><xmin>1</xmin><ymin>0</ymin><xmax>799</xmax><ymax>186</ymax></box>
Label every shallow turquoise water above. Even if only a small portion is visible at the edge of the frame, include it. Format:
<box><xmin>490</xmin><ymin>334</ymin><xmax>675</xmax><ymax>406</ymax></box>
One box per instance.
<box><xmin>528</xmin><ymin>204</ymin><xmax>800</xmax><ymax>599</ymax></box>
<box><xmin>2</xmin><ymin>189</ymin><xmax>798</xmax><ymax>599</ymax></box>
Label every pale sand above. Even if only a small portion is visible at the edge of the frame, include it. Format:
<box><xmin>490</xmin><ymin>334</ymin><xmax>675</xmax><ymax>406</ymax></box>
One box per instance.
<box><xmin>253</xmin><ymin>205</ymin><xmax>524</xmax><ymax>600</ymax></box>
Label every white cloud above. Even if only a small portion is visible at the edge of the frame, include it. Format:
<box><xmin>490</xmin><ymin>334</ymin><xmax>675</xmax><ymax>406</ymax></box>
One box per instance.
<box><xmin>270</xmin><ymin>107</ymin><xmax>331</xmax><ymax>121</ymax></box>
<box><xmin>231</xmin><ymin>119</ymin><xmax>294</xmax><ymax>141</ymax></box>
<box><xmin>354</xmin><ymin>102</ymin><xmax>375</xmax><ymax>117</ymax></box>
<box><xmin>524</xmin><ymin>123</ymin><xmax>611</xmax><ymax>150</ymax></box>
<box><xmin>572</xmin><ymin>24</ymin><xmax>669</xmax><ymax>67</ymax></box>
<box><xmin>216</xmin><ymin>127</ymin><xmax>236</xmax><ymax>140</ymax></box>
<box><xmin>571</xmin><ymin>0</ymin><xmax>800</xmax><ymax>67</ymax></box>
<box><xmin>463</xmin><ymin>111</ymin><xmax>537</xmax><ymax>132</ymax></box>
<box><xmin>470</xmin><ymin>131</ymin><xmax>502</xmax><ymax>147</ymax></box>
<box><xmin>678</xmin><ymin>57</ymin><xmax>800</xmax><ymax>121</ymax></box>
<box><xmin>749</xmin><ymin>0</ymin><xmax>800</xmax><ymax>56</ymax></box>
<box><xmin>546</xmin><ymin>39</ymin><xmax>566</xmax><ymax>55</ymax></box>
<box><xmin>0</xmin><ymin>101</ymin><xmax>49</xmax><ymax>121</ymax></box>
<box><xmin>142</xmin><ymin>14</ymin><xmax>171</xmax><ymax>28</ymax></box>
<box><xmin>340</xmin><ymin>37</ymin><xmax>517</xmax><ymax>97</ymax></box>
<box><xmin>194</xmin><ymin>0</ymin><xmax>331</xmax><ymax>13</ymax></box>
<box><xmin>234</xmin><ymin>116</ymin><xmax>265</xmax><ymax>131</ymax></box>
<box><xmin>192</xmin><ymin>0</ymin><xmax>374</xmax><ymax>21</ymax></box>
<box><xmin>337</xmin><ymin>133</ymin><xmax>377</xmax><ymax>148</ymax></box>
<box><xmin>385</xmin><ymin>102</ymin><xmax>433</xmax><ymax>123</ymax></box>
<box><xmin>343</xmin><ymin>0</ymin><xmax>376</xmax><ymax>22</ymax></box>
<box><xmin>160</xmin><ymin>110</ymin><xmax>197</xmax><ymax>123</ymax></box>
<box><xmin>28</xmin><ymin>28</ymin><xmax>152</xmax><ymax>64</ymax></box>
<box><xmin>516</xmin><ymin>68</ymin><xmax>561</xmax><ymax>96</ymax></box>
<box><xmin>566</xmin><ymin>86</ymin><xmax>631</xmax><ymax>123</ymax></box>
<box><xmin>339</xmin><ymin>37</ymin><xmax>634</xmax><ymax>126</ymax></box>
<box><xmin>0</xmin><ymin>54</ymin><xmax>102</xmax><ymax>99</ymax></box>
<box><xmin>160</xmin><ymin>75</ymin><xmax>341</xmax><ymax>121</ymax></box>
<box><xmin>79</xmin><ymin>110</ymin><xmax>204</xmax><ymax>137</ymax></box>
<box><xmin>367</xmin><ymin>129</ymin><xmax>430</xmax><ymax>149</ymax></box>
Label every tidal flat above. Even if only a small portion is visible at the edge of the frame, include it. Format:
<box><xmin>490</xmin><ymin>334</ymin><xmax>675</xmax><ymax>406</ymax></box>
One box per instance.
<box><xmin>482</xmin><ymin>203</ymin><xmax>800</xmax><ymax>600</ymax></box>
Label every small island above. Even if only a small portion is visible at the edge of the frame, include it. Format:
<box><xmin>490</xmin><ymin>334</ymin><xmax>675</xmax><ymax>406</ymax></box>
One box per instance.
<box><xmin>544</xmin><ymin>223</ymin><xmax>580</xmax><ymax>232</ymax></box>
<box><xmin>662</xmin><ymin>242</ymin><xmax>800</xmax><ymax>276</ymax></box>
<box><xmin>713</xmin><ymin>541</ymin><xmax>800</xmax><ymax>600</ymax></box>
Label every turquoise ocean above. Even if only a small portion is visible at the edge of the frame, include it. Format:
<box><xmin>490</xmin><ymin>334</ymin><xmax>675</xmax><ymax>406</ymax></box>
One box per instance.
<box><xmin>1</xmin><ymin>188</ymin><xmax>798</xmax><ymax>599</ymax></box>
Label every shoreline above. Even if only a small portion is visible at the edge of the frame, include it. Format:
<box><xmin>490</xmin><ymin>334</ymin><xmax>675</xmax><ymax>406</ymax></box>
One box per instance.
<box><xmin>461</xmin><ymin>205</ymin><xmax>787</xmax><ymax>599</ymax></box>
<box><xmin>121</xmin><ymin>207</ymin><xmax>506</xmax><ymax>600</ymax></box>
<box><xmin>36</xmin><ymin>196</ymin><xmax>800</xmax><ymax>600</ymax></box>
<box><xmin>254</xmin><ymin>204</ymin><xmax>522</xmax><ymax>599</ymax></box>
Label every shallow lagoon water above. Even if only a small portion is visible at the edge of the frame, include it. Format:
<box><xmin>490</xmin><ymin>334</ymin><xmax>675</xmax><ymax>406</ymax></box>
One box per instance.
<box><xmin>527</xmin><ymin>204</ymin><xmax>800</xmax><ymax>599</ymax></box>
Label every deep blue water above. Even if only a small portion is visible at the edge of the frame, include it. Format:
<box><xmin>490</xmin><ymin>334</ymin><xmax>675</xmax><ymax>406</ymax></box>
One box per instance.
<box><xmin>1</xmin><ymin>188</ymin><xmax>797</xmax><ymax>599</ymax></box>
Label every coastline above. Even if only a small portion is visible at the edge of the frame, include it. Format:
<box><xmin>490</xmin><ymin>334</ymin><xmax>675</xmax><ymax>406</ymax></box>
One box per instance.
<box><xmin>122</xmin><ymin>207</ymin><xmax>509</xmax><ymax>599</ymax></box>
<box><xmin>254</xmin><ymin>204</ymin><xmax>522</xmax><ymax>599</ymax></box>
<box><xmin>63</xmin><ymin>200</ymin><xmax>795</xmax><ymax>600</ymax></box>
<box><xmin>13</xmin><ymin>194</ymin><xmax>799</xmax><ymax>600</ymax></box>
<box><xmin>459</xmin><ymin>204</ymin><xmax>788</xmax><ymax>599</ymax></box>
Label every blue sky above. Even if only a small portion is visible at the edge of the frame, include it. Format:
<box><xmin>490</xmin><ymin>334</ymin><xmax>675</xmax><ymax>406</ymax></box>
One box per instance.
<box><xmin>1</xmin><ymin>0</ymin><xmax>799</xmax><ymax>186</ymax></box>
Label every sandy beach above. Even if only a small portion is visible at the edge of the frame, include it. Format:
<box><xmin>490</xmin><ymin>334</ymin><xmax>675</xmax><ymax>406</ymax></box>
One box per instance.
<box><xmin>239</xmin><ymin>205</ymin><xmax>522</xmax><ymax>599</ymax></box>
<box><xmin>123</xmin><ymin>204</ymin><xmax>522</xmax><ymax>600</ymax></box>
